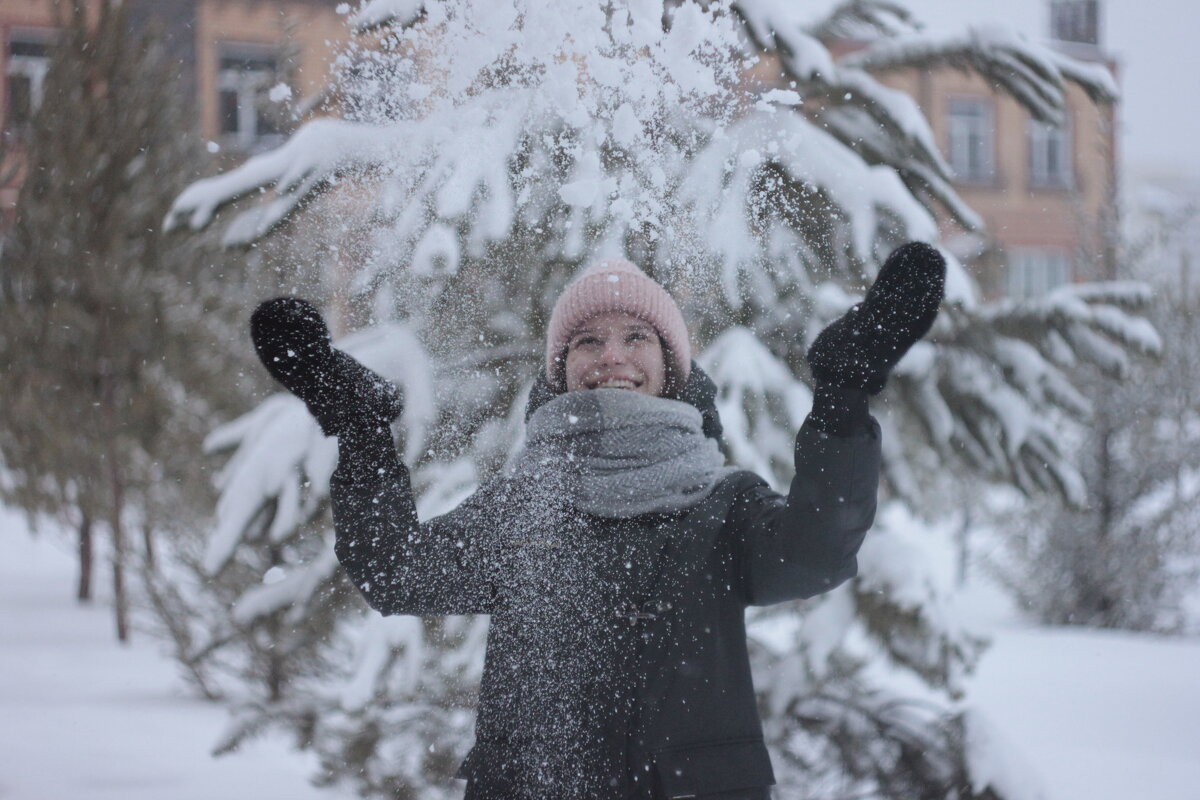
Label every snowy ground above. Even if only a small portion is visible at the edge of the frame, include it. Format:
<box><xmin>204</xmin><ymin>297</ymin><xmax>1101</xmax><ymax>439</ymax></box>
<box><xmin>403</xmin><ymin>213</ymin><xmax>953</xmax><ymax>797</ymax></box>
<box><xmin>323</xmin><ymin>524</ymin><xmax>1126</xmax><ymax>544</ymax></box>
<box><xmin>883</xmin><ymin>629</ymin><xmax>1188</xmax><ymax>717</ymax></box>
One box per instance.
<box><xmin>0</xmin><ymin>507</ymin><xmax>338</xmax><ymax>800</ymax></box>
<box><xmin>2</xmin><ymin>505</ymin><xmax>1198</xmax><ymax>800</ymax></box>
<box><xmin>968</xmin><ymin>626</ymin><xmax>1200</xmax><ymax>800</ymax></box>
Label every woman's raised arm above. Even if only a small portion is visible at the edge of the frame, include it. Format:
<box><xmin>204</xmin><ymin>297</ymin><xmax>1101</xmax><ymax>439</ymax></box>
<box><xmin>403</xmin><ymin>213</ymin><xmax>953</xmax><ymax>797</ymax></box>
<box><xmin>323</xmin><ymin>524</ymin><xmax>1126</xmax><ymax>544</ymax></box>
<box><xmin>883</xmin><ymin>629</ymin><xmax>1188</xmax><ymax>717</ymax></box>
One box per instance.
<box><xmin>729</xmin><ymin>242</ymin><xmax>945</xmax><ymax>606</ymax></box>
<box><xmin>728</xmin><ymin>397</ymin><xmax>882</xmax><ymax>606</ymax></box>
<box><xmin>250</xmin><ymin>298</ymin><xmax>496</xmax><ymax>617</ymax></box>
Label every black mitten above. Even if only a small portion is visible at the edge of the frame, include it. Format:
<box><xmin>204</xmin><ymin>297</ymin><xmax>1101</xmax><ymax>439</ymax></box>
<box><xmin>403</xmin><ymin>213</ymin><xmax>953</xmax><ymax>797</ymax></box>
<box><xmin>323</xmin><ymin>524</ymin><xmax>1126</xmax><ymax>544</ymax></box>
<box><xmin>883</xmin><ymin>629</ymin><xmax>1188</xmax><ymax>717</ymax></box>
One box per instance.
<box><xmin>250</xmin><ymin>298</ymin><xmax>403</xmax><ymax>436</ymax></box>
<box><xmin>807</xmin><ymin>241</ymin><xmax>946</xmax><ymax>395</ymax></box>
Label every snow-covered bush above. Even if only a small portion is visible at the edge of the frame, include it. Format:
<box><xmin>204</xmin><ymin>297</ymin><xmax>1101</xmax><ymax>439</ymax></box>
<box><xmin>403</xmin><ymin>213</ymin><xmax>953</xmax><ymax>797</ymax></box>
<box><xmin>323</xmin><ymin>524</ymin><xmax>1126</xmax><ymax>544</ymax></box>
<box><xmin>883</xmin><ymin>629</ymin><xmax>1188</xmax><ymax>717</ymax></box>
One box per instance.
<box><xmin>997</xmin><ymin>203</ymin><xmax>1198</xmax><ymax>633</ymax></box>
<box><xmin>163</xmin><ymin>1</ymin><xmax>1156</xmax><ymax>797</ymax></box>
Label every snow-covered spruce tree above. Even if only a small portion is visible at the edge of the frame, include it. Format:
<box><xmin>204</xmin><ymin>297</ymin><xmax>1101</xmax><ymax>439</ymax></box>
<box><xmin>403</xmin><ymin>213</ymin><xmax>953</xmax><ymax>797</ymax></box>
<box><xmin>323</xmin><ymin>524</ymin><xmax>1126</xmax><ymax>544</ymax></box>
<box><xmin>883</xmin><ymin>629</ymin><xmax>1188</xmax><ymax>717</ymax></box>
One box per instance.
<box><xmin>165</xmin><ymin>1</ymin><xmax>1155</xmax><ymax>796</ymax></box>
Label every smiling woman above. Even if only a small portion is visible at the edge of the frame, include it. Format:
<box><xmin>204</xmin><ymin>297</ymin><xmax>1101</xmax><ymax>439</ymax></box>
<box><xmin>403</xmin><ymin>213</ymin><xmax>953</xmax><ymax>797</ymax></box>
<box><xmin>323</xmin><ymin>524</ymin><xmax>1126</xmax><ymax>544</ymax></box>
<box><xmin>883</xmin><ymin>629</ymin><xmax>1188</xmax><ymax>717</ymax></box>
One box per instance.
<box><xmin>248</xmin><ymin>243</ymin><xmax>945</xmax><ymax>799</ymax></box>
<box><xmin>565</xmin><ymin>311</ymin><xmax>668</xmax><ymax>396</ymax></box>
<box><xmin>546</xmin><ymin>259</ymin><xmax>692</xmax><ymax>399</ymax></box>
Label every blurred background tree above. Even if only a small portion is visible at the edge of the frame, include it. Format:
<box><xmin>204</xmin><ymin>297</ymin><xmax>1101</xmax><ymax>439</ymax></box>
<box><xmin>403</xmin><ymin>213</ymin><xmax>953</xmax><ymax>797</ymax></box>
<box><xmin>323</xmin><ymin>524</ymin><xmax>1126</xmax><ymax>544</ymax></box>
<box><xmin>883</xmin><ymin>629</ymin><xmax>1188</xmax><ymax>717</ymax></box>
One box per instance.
<box><xmin>999</xmin><ymin>201</ymin><xmax>1198</xmax><ymax>632</ymax></box>
<box><xmin>0</xmin><ymin>0</ymin><xmax>262</xmax><ymax>641</ymax></box>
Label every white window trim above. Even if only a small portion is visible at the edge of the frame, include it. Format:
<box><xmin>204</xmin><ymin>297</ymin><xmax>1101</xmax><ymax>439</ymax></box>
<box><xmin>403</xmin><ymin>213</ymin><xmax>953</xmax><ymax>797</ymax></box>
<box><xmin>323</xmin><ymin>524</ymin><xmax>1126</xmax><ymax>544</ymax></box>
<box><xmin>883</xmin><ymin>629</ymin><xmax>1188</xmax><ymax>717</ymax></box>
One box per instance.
<box><xmin>947</xmin><ymin>96</ymin><xmax>996</xmax><ymax>184</ymax></box>
<box><xmin>6</xmin><ymin>32</ymin><xmax>53</xmax><ymax>125</ymax></box>
<box><xmin>216</xmin><ymin>44</ymin><xmax>280</xmax><ymax>150</ymax></box>
<box><xmin>1028</xmin><ymin>118</ymin><xmax>1073</xmax><ymax>189</ymax></box>
<box><xmin>1007</xmin><ymin>247</ymin><xmax>1072</xmax><ymax>299</ymax></box>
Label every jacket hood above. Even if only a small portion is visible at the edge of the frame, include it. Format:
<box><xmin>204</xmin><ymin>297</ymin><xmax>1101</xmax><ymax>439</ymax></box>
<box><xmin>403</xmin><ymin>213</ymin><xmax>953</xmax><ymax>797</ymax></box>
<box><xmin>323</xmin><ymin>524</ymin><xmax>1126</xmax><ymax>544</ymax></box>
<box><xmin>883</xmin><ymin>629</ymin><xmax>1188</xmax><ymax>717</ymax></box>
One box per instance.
<box><xmin>525</xmin><ymin>360</ymin><xmax>724</xmax><ymax>442</ymax></box>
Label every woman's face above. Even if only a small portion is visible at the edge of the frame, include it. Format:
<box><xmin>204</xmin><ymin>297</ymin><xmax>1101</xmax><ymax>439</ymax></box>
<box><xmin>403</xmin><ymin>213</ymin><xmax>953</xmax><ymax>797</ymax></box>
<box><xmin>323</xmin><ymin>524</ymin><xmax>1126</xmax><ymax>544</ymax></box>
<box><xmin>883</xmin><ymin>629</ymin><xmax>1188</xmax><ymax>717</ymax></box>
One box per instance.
<box><xmin>564</xmin><ymin>312</ymin><xmax>667</xmax><ymax>396</ymax></box>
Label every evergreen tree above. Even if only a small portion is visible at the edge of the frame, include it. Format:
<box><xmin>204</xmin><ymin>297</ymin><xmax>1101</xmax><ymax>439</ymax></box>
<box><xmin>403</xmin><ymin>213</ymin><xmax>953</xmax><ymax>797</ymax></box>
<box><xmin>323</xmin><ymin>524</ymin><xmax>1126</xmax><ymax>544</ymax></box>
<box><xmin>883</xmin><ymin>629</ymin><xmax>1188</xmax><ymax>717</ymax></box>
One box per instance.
<box><xmin>0</xmin><ymin>0</ymin><xmax>258</xmax><ymax>640</ymax></box>
<box><xmin>1002</xmin><ymin>204</ymin><xmax>1197</xmax><ymax>632</ymax></box>
<box><xmin>164</xmin><ymin>1</ymin><xmax>1157</xmax><ymax>796</ymax></box>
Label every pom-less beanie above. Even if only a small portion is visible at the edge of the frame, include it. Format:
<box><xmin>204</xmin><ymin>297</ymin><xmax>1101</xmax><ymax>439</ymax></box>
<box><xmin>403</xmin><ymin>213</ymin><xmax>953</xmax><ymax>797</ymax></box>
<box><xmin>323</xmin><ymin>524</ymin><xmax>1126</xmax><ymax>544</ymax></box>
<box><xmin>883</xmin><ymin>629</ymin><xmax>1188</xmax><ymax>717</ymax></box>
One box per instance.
<box><xmin>544</xmin><ymin>258</ymin><xmax>691</xmax><ymax>393</ymax></box>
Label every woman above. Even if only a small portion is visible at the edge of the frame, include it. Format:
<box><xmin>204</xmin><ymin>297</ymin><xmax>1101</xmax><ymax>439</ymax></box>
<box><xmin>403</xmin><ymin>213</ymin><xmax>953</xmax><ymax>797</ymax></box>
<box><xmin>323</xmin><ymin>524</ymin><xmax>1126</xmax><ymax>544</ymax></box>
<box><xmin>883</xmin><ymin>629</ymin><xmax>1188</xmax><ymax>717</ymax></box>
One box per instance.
<box><xmin>250</xmin><ymin>243</ymin><xmax>945</xmax><ymax>799</ymax></box>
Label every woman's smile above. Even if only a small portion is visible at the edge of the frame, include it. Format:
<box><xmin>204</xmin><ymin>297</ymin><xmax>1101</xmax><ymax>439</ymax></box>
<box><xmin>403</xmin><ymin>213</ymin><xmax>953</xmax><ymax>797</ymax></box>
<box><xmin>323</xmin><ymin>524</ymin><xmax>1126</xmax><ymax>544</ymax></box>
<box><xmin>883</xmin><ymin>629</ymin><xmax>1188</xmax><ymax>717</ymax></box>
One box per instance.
<box><xmin>586</xmin><ymin>376</ymin><xmax>641</xmax><ymax>390</ymax></box>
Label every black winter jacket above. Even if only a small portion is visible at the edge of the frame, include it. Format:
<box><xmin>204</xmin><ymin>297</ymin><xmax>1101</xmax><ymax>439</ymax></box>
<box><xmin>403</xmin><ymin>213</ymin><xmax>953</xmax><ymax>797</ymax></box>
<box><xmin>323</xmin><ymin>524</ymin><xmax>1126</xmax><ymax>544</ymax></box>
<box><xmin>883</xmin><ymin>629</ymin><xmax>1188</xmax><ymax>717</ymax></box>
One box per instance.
<box><xmin>330</xmin><ymin>390</ymin><xmax>881</xmax><ymax>800</ymax></box>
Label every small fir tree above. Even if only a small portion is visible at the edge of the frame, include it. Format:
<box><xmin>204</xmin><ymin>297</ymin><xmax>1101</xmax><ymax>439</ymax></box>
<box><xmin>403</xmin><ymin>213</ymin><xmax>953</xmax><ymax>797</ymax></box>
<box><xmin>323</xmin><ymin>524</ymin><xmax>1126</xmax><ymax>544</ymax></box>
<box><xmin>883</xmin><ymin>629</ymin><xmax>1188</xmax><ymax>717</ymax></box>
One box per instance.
<box><xmin>0</xmin><ymin>0</ymin><xmax>259</xmax><ymax>640</ymax></box>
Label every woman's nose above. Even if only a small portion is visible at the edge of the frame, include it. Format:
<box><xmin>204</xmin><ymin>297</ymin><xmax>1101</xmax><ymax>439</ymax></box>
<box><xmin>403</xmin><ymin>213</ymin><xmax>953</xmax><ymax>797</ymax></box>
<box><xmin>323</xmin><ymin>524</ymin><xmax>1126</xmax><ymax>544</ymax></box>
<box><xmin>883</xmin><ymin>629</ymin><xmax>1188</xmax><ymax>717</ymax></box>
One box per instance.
<box><xmin>600</xmin><ymin>340</ymin><xmax>628</xmax><ymax>363</ymax></box>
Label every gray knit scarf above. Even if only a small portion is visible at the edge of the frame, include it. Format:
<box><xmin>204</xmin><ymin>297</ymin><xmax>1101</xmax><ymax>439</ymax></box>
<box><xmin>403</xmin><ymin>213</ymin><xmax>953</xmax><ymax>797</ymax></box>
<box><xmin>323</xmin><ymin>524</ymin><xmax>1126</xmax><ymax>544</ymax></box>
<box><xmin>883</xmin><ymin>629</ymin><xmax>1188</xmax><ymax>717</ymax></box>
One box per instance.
<box><xmin>510</xmin><ymin>388</ymin><xmax>737</xmax><ymax>518</ymax></box>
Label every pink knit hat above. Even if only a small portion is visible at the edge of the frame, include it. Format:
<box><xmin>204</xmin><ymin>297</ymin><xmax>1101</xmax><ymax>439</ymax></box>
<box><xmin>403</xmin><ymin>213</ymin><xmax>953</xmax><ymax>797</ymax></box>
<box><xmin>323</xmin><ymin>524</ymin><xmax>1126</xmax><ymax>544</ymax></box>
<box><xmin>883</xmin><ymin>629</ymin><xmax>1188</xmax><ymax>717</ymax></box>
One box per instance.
<box><xmin>544</xmin><ymin>258</ymin><xmax>691</xmax><ymax>393</ymax></box>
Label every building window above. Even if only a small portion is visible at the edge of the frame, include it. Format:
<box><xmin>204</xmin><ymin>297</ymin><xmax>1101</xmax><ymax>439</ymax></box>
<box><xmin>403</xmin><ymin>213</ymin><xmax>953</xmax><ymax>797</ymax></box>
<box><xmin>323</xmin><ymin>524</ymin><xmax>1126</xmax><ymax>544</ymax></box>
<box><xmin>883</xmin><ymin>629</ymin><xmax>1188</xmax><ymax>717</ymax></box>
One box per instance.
<box><xmin>6</xmin><ymin>36</ymin><xmax>51</xmax><ymax>130</ymax></box>
<box><xmin>217</xmin><ymin>46</ymin><xmax>282</xmax><ymax>148</ymax></box>
<box><xmin>1007</xmin><ymin>247</ymin><xmax>1071</xmax><ymax>299</ymax></box>
<box><xmin>947</xmin><ymin>97</ymin><xmax>995</xmax><ymax>184</ymax></box>
<box><xmin>1028</xmin><ymin>119</ymin><xmax>1072</xmax><ymax>189</ymax></box>
<box><xmin>1050</xmin><ymin>0</ymin><xmax>1100</xmax><ymax>45</ymax></box>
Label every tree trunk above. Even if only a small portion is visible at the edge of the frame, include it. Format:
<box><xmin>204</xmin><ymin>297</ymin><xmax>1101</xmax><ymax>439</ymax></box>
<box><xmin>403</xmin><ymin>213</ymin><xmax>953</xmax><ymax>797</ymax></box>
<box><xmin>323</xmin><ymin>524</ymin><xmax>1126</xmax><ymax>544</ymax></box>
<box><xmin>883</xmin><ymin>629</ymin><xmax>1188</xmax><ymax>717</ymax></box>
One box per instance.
<box><xmin>956</xmin><ymin>507</ymin><xmax>971</xmax><ymax>587</ymax></box>
<box><xmin>105</xmin><ymin>381</ymin><xmax>130</xmax><ymax>642</ymax></box>
<box><xmin>77</xmin><ymin>510</ymin><xmax>93</xmax><ymax>603</ymax></box>
<box><xmin>141</xmin><ymin>521</ymin><xmax>155</xmax><ymax>572</ymax></box>
<box><xmin>98</xmin><ymin>308</ymin><xmax>129</xmax><ymax>641</ymax></box>
<box><xmin>107</xmin><ymin>433</ymin><xmax>129</xmax><ymax>643</ymax></box>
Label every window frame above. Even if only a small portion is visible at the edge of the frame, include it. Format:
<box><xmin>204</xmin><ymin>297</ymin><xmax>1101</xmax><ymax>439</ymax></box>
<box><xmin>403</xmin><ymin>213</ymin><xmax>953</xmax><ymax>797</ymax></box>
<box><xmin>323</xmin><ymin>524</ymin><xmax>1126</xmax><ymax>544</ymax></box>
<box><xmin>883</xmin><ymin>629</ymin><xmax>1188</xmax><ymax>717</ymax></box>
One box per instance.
<box><xmin>5</xmin><ymin>29</ymin><xmax>54</xmax><ymax>132</ymax></box>
<box><xmin>1028</xmin><ymin>116</ymin><xmax>1074</xmax><ymax>190</ymax></box>
<box><xmin>216</xmin><ymin>43</ymin><xmax>283</xmax><ymax>150</ymax></box>
<box><xmin>946</xmin><ymin>95</ymin><xmax>997</xmax><ymax>185</ymax></box>
<box><xmin>1050</xmin><ymin>0</ymin><xmax>1100</xmax><ymax>45</ymax></box>
<box><xmin>1006</xmin><ymin>247</ymin><xmax>1073</xmax><ymax>299</ymax></box>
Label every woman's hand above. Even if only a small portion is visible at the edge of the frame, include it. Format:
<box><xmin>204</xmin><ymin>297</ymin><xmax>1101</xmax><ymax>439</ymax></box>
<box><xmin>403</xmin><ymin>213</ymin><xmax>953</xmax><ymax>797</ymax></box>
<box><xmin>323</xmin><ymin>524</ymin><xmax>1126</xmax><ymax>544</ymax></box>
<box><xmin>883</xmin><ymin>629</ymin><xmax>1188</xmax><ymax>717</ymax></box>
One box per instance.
<box><xmin>250</xmin><ymin>298</ymin><xmax>402</xmax><ymax>436</ymax></box>
<box><xmin>806</xmin><ymin>242</ymin><xmax>946</xmax><ymax>395</ymax></box>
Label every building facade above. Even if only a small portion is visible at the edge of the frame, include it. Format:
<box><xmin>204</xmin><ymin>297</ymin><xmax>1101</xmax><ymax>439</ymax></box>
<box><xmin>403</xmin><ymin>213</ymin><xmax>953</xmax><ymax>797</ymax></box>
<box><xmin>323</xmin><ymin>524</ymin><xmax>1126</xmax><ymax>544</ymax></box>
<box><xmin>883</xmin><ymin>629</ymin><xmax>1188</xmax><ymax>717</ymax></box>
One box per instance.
<box><xmin>871</xmin><ymin>0</ymin><xmax>1117</xmax><ymax>299</ymax></box>
<box><xmin>0</xmin><ymin>0</ymin><xmax>347</xmax><ymax>210</ymax></box>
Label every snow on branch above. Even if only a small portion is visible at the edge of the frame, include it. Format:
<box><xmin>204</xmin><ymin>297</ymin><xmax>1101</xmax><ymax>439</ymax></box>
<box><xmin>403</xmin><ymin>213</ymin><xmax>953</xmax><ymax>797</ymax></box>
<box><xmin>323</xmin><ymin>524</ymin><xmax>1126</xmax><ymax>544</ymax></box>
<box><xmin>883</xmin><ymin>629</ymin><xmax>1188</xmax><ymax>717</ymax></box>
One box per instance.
<box><xmin>1067</xmin><ymin>279</ymin><xmax>1153</xmax><ymax>307</ymax></box>
<box><xmin>820</xmin><ymin>106</ymin><xmax>984</xmax><ymax>233</ymax></box>
<box><xmin>733</xmin><ymin>6</ymin><xmax>952</xmax><ymax>189</ymax></box>
<box><xmin>350</xmin><ymin>0</ymin><xmax>426</xmax><ymax>33</ymax></box>
<box><xmin>232</xmin><ymin>543</ymin><xmax>341</xmax><ymax>626</ymax></box>
<box><xmin>699</xmin><ymin>326</ymin><xmax>811</xmax><ymax>489</ymax></box>
<box><xmin>680</xmin><ymin>110</ymin><xmax>939</xmax><ymax>290</ymax></box>
<box><xmin>855</xmin><ymin>502</ymin><xmax>987</xmax><ymax>696</ymax></box>
<box><xmin>1044</xmin><ymin>45</ymin><xmax>1121</xmax><ymax>105</ymax></box>
<box><xmin>340</xmin><ymin>614</ymin><xmax>427</xmax><ymax>710</ymax></box>
<box><xmin>939</xmin><ymin>347</ymin><xmax>1087</xmax><ymax>504</ymax></box>
<box><xmin>990</xmin><ymin>336</ymin><xmax>1090</xmax><ymax>417</ymax></box>
<box><xmin>961</xmin><ymin>708</ymin><xmax>1052</xmax><ymax>800</ymax></box>
<box><xmin>166</xmin><ymin>119</ymin><xmax>399</xmax><ymax>241</ymax></box>
<box><xmin>839</xmin><ymin>25</ymin><xmax>1117</xmax><ymax>124</ymax></box>
<box><xmin>733</xmin><ymin>1</ymin><xmax>836</xmax><ymax>78</ymax></box>
<box><xmin>804</xmin><ymin>0</ymin><xmax>919</xmax><ymax>41</ymax></box>
<box><xmin>981</xmin><ymin>283</ymin><xmax>1164</xmax><ymax>377</ymax></box>
<box><xmin>901</xmin><ymin>358</ymin><xmax>955</xmax><ymax>445</ymax></box>
<box><xmin>202</xmin><ymin>395</ymin><xmax>335</xmax><ymax>576</ymax></box>
<box><xmin>810</xmin><ymin>67</ymin><xmax>950</xmax><ymax>180</ymax></box>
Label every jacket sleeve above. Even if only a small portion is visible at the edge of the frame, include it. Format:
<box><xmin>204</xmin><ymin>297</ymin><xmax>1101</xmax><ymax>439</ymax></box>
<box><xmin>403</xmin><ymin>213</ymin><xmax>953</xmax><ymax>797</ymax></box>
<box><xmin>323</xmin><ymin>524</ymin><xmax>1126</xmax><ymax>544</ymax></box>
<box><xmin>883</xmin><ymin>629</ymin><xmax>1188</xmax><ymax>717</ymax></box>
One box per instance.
<box><xmin>726</xmin><ymin>417</ymin><xmax>881</xmax><ymax>606</ymax></box>
<box><xmin>329</xmin><ymin>432</ymin><xmax>498</xmax><ymax>616</ymax></box>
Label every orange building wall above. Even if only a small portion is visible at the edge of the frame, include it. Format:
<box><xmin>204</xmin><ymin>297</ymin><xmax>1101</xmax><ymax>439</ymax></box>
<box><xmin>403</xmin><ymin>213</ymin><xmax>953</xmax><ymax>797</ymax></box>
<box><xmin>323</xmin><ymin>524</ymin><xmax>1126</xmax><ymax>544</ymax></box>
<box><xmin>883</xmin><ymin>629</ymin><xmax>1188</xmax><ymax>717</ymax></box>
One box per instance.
<box><xmin>877</xmin><ymin>59</ymin><xmax>1117</xmax><ymax>294</ymax></box>
<box><xmin>195</xmin><ymin>0</ymin><xmax>347</xmax><ymax>143</ymax></box>
<box><xmin>0</xmin><ymin>0</ymin><xmax>60</xmax><ymax>211</ymax></box>
<box><xmin>0</xmin><ymin>0</ymin><xmax>347</xmax><ymax>212</ymax></box>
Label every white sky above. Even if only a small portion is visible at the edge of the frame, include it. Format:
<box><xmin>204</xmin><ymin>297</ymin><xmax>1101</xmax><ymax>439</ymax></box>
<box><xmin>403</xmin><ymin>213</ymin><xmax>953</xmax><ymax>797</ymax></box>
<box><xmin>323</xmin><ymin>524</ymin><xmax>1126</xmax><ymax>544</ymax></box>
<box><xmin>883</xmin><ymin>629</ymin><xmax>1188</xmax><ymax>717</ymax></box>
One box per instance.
<box><xmin>903</xmin><ymin>0</ymin><xmax>1200</xmax><ymax>178</ymax></box>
